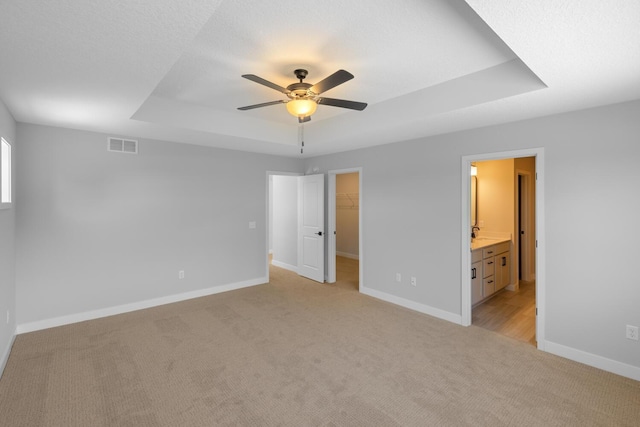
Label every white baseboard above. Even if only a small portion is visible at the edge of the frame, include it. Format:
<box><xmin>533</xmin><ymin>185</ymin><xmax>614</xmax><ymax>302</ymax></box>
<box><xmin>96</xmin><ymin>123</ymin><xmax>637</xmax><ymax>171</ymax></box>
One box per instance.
<box><xmin>336</xmin><ymin>251</ymin><xmax>359</xmax><ymax>260</ymax></box>
<box><xmin>545</xmin><ymin>340</ymin><xmax>640</xmax><ymax>381</ymax></box>
<box><xmin>16</xmin><ymin>277</ymin><xmax>268</xmax><ymax>335</ymax></box>
<box><xmin>0</xmin><ymin>331</ymin><xmax>16</xmax><ymax>379</ymax></box>
<box><xmin>360</xmin><ymin>285</ymin><xmax>462</xmax><ymax>325</ymax></box>
<box><xmin>271</xmin><ymin>259</ymin><xmax>298</xmax><ymax>273</ymax></box>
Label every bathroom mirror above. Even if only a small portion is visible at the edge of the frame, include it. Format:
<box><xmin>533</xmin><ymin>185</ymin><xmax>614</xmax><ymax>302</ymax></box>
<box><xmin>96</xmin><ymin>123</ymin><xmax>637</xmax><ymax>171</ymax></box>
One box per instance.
<box><xmin>470</xmin><ymin>176</ymin><xmax>477</xmax><ymax>227</ymax></box>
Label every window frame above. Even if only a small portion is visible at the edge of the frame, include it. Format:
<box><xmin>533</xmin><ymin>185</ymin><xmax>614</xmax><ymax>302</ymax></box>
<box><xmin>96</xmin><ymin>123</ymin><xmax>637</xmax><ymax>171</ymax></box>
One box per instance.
<box><xmin>0</xmin><ymin>137</ymin><xmax>12</xmax><ymax>208</ymax></box>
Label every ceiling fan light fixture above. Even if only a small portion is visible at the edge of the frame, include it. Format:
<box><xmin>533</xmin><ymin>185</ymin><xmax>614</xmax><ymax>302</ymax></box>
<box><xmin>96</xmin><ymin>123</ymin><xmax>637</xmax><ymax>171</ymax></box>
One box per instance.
<box><xmin>286</xmin><ymin>98</ymin><xmax>317</xmax><ymax>118</ymax></box>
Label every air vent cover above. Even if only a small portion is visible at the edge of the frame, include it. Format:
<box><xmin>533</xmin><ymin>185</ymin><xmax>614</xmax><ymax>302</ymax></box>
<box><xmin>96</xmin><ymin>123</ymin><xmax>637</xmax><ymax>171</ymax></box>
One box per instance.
<box><xmin>108</xmin><ymin>137</ymin><xmax>138</xmax><ymax>154</ymax></box>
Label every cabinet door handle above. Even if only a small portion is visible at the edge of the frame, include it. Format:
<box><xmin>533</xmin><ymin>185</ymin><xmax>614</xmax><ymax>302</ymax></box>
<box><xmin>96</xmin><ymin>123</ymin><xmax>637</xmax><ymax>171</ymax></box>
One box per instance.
<box><xmin>488</xmin><ymin>280</ymin><xmax>494</xmax><ymax>284</ymax></box>
<box><xmin>487</xmin><ymin>261</ymin><xmax>493</xmax><ymax>265</ymax></box>
<box><xmin>471</xmin><ymin>268</ymin><xmax>476</xmax><ymax>279</ymax></box>
<box><xmin>487</xmin><ymin>251</ymin><xmax>493</xmax><ymax>255</ymax></box>
<box><xmin>502</xmin><ymin>256</ymin><xmax>506</xmax><ymax>266</ymax></box>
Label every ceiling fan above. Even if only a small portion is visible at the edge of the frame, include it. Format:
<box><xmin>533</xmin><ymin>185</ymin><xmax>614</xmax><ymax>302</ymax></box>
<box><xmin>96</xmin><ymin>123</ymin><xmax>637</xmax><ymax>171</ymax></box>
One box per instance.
<box><xmin>238</xmin><ymin>69</ymin><xmax>367</xmax><ymax>123</ymax></box>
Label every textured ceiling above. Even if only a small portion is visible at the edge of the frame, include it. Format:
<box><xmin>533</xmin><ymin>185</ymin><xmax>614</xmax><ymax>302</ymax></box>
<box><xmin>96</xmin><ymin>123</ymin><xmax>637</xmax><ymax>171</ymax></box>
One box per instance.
<box><xmin>0</xmin><ymin>0</ymin><xmax>638</xmax><ymax>157</ymax></box>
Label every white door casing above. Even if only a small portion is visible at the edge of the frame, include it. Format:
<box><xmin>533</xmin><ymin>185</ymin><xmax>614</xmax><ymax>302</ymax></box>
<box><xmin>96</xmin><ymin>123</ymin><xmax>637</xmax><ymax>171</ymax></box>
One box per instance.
<box><xmin>298</xmin><ymin>174</ymin><xmax>325</xmax><ymax>282</ymax></box>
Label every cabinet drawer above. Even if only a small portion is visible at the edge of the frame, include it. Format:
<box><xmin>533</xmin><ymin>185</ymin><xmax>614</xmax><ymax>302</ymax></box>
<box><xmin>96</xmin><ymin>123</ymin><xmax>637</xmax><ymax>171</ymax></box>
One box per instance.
<box><xmin>482</xmin><ymin>246</ymin><xmax>497</xmax><ymax>259</ymax></box>
<box><xmin>483</xmin><ymin>241</ymin><xmax>511</xmax><ymax>259</ymax></box>
<box><xmin>483</xmin><ymin>257</ymin><xmax>495</xmax><ymax>278</ymax></box>
<box><xmin>483</xmin><ymin>276</ymin><xmax>495</xmax><ymax>297</ymax></box>
<box><xmin>471</xmin><ymin>249</ymin><xmax>482</xmax><ymax>263</ymax></box>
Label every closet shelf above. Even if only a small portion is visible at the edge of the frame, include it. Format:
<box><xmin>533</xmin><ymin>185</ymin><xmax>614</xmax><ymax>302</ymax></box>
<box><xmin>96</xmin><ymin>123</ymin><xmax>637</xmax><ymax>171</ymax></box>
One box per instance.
<box><xmin>337</xmin><ymin>192</ymin><xmax>359</xmax><ymax>209</ymax></box>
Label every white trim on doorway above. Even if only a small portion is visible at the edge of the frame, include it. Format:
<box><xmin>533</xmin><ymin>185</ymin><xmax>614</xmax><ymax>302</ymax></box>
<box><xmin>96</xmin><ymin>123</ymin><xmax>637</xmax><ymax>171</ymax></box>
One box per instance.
<box><xmin>460</xmin><ymin>148</ymin><xmax>546</xmax><ymax>350</ymax></box>
<box><xmin>327</xmin><ymin>168</ymin><xmax>363</xmax><ymax>288</ymax></box>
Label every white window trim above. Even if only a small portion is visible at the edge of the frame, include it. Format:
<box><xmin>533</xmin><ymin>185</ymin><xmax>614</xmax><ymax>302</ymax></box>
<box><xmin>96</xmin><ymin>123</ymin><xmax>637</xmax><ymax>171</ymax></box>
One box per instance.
<box><xmin>0</xmin><ymin>137</ymin><xmax>12</xmax><ymax>209</ymax></box>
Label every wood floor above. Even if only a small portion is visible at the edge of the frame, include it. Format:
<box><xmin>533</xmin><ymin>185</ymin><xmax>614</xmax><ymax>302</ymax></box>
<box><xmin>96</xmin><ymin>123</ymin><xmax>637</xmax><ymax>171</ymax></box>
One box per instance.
<box><xmin>472</xmin><ymin>281</ymin><xmax>536</xmax><ymax>346</ymax></box>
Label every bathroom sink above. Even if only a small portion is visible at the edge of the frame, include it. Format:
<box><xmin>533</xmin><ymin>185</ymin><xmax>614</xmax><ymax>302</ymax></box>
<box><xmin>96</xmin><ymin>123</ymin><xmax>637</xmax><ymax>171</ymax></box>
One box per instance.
<box><xmin>471</xmin><ymin>237</ymin><xmax>509</xmax><ymax>250</ymax></box>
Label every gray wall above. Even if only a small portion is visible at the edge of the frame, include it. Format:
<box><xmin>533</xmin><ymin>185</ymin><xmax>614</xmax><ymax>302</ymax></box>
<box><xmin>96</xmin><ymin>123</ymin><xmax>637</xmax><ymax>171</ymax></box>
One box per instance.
<box><xmin>15</xmin><ymin>124</ymin><xmax>301</xmax><ymax>326</ymax></box>
<box><xmin>304</xmin><ymin>100</ymin><xmax>640</xmax><ymax>371</ymax></box>
<box><xmin>0</xmin><ymin>98</ymin><xmax>16</xmax><ymax>372</ymax></box>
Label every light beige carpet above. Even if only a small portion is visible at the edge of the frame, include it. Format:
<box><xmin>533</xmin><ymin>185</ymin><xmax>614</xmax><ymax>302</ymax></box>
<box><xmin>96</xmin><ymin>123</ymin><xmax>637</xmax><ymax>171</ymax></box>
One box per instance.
<box><xmin>1</xmin><ymin>263</ymin><xmax>638</xmax><ymax>426</ymax></box>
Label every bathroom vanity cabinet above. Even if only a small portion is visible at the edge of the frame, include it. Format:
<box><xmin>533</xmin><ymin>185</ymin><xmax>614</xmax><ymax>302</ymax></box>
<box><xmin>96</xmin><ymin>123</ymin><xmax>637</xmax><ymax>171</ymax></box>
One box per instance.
<box><xmin>471</xmin><ymin>240</ymin><xmax>511</xmax><ymax>306</ymax></box>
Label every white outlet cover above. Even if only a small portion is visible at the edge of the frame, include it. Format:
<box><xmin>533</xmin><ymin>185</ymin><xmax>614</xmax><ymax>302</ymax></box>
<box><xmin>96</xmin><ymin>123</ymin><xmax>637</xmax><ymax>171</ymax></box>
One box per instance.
<box><xmin>249</xmin><ymin>221</ymin><xmax>256</xmax><ymax>229</ymax></box>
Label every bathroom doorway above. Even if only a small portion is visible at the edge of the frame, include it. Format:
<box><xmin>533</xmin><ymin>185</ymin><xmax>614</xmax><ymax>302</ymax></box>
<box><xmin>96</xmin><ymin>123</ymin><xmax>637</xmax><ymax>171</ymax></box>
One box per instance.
<box><xmin>471</xmin><ymin>157</ymin><xmax>536</xmax><ymax>345</ymax></box>
<box><xmin>461</xmin><ymin>149</ymin><xmax>545</xmax><ymax>349</ymax></box>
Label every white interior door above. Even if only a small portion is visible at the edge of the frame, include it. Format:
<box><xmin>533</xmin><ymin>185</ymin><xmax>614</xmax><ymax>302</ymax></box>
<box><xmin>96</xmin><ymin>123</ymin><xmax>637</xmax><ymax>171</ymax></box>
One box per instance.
<box><xmin>298</xmin><ymin>174</ymin><xmax>325</xmax><ymax>282</ymax></box>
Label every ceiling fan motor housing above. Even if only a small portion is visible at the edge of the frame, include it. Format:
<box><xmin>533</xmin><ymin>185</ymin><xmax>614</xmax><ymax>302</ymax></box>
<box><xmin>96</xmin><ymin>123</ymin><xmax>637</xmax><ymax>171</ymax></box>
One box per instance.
<box><xmin>286</xmin><ymin>82</ymin><xmax>315</xmax><ymax>100</ymax></box>
<box><xmin>287</xmin><ymin>69</ymin><xmax>316</xmax><ymax>100</ymax></box>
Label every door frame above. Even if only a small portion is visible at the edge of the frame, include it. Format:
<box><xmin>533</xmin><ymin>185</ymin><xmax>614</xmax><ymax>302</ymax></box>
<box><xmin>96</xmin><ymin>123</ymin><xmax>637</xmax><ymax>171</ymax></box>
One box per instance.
<box><xmin>327</xmin><ymin>168</ymin><xmax>363</xmax><ymax>287</ymax></box>
<box><xmin>460</xmin><ymin>148</ymin><xmax>546</xmax><ymax>350</ymax></box>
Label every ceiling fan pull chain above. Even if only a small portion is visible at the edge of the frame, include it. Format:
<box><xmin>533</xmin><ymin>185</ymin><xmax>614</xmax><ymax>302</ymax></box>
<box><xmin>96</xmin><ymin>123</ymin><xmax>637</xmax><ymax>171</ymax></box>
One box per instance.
<box><xmin>299</xmin><ymin>123</ymin><xmax>305</xmax><ymax>154</ymax></box>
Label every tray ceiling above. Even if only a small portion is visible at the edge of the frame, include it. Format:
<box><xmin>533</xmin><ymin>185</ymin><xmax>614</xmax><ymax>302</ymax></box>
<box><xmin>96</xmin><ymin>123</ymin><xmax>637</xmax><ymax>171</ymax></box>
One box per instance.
<box><xmin>0</xmin><ymin>0</ymin><xmax>638</xmax><ymax>156</ymax></box>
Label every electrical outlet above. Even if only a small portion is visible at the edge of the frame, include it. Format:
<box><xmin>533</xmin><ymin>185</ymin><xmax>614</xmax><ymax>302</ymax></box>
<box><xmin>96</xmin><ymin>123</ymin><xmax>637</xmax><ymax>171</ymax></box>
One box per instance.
<box><xmin>395</xmin><ymin>273</ymin><xmax>401</xmax><ymax>283</ymax></box>
<box><xmin>626</xmin><ymin>325</ymin><xmax>639</xmax><ymax>341</ymax></box>
<box><xmin>410</xmin><ymin>277</ymin><xmax>417</xmax><ymax>286</ymax></box>
<box><xmin>179</xmin><ymin>270</ymin><xmax>185</xmax><ymax>279</ymax></box>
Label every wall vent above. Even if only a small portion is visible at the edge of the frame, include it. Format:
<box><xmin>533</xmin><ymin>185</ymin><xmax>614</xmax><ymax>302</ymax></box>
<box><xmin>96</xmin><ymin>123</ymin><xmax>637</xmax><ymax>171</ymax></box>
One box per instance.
<box><xmin>108</xmin><ymin>137</ymin><xmax>138</xmax><ymax>154</ymax></box>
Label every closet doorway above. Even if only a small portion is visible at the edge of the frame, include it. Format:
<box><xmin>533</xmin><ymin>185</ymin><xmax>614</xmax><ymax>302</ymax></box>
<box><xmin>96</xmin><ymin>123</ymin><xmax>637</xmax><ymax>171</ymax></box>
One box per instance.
<box><xmin>328</xmin><ymin>168</ymin><xmax>363</xmax><ymax>290</ymax></box>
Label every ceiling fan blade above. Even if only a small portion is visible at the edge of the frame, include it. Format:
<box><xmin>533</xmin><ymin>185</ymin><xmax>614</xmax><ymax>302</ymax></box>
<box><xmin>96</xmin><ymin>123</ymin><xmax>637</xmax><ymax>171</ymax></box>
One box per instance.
<box><xmin>317</xmin><ymin>97</ymin><xmax>367</xmax><ymax>111</ymax></box>
<box><xmin>241</xmin><ymin>74</ymin><xmax>290</xmax><ymax>94</ymax></box>
<box><xmin>310</xmin><ymin>70</ymin><xmax>354</xmax><ymax>94</ymax></box>
<box><xmin>237</xmin><ymin>100</ymin><xmax>286</xmax><ymax>111</ymax></box>
<box><xmin>298</xmin><ymin>116</ymin><xmax>311</xmax><ymax>124</ymax></box>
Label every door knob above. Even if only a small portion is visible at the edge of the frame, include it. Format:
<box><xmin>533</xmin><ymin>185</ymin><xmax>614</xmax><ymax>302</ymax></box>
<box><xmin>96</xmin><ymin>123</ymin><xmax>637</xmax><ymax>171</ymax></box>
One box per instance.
<box><xmin>316</xmin><ymin>231</ymin><xmax>323</xmax><ymax>236</ymax></box>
